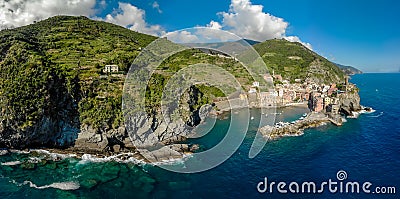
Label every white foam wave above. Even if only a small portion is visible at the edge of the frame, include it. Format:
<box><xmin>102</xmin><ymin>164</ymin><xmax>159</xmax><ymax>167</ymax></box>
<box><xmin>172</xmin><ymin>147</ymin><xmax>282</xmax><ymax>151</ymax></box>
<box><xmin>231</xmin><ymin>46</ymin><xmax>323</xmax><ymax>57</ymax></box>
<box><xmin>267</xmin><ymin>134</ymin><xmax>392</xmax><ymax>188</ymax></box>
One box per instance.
<box><xmin>28</xmin><ymin>157</ymin><xmax>42</xmax><ymax>164</ymax></box>
<box><xmin>150</xmin><ymin>153</ymin><xmax>193</xmax><ymax>166</ymax></box>
<box><xmin>9</xmin><ymin>150</ymin><xmax>30</xmax><ymax>154</ymax></box>
<box><xmin>78</xmin><ymin>153</ymin><xmax>146</xmax><ymax>165</ymax></box>
<box><xmin>23</xmin><ymin>181</ymin><xmax>80</xmax><ymax>190</ymax></box>
<box><xmin>0</xmin><ymin>150</ymin><xmax>8</xmax><ymax>156</ymax></box>
<box><xmin>367</xmin><ymin>112</ymin><xmax>384</xmax><ymax>118</ymax></box>
<box><xmin>358</xmin><ymin>106</ymin><xmax>376</xmax><ymax>114</ymax></box>
<box><xmin>5</xmin><ymin>149</ymin><xmax>188</xmax><ymax>166</ymax></box>
<box><xmin>1</xmin><ymin>161</ymin><xmax>22</xmax><ymax>166</ymax></box>
<box><xmin>32</xmin><ymin>149</ymin><xmax>77</xmax><ymax>160</ymax></box>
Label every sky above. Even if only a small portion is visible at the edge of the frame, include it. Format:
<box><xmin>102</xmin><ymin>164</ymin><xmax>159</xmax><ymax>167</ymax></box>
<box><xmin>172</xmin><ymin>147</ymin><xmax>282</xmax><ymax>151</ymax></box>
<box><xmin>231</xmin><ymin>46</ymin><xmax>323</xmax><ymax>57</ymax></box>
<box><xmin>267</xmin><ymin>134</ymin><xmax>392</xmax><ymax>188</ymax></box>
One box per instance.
<box><xmin>0</xmin><ymin>0</ymin><xmax>399</xmax><ymax>72</ymax></box>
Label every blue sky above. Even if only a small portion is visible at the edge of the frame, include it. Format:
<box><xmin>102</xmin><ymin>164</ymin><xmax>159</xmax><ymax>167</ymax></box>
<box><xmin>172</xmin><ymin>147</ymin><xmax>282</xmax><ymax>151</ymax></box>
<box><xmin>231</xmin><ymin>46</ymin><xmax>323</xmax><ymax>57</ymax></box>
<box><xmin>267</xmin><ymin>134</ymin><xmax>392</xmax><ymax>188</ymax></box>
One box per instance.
<box><xmin>1</xmin><ymin>0</ymin><xmax>399</xmax><ymax>72</ymax></box>
<box><xmin>98</xmin><ymin>0</ymin><xmax>400</xmax><ymax>72</ymax></box>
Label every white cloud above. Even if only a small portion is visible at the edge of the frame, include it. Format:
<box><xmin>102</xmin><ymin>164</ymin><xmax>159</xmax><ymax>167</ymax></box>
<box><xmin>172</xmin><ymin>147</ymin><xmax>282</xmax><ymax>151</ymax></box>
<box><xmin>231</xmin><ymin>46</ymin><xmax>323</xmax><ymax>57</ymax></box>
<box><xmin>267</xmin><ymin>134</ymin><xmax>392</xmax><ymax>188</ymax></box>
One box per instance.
<box><xmin>165</xmin><ymin>30</ymin><xmax>199</xmax><ymax>43</ymax></box>
<box><xmin>99</xmin><ymin>0</ymin><xmax>106</xmax><ymax>8</ymax></box>
<box><xmin>284</xmin><ymin>36</ymin><xmax>313</xmax><ymax>50</ymax></box>
<box><xmin>207</xmin><ymin>20</ymin><xmax>222</xmax><ymax>30</ymax></box>
<box><xmin>218</xmin><ymin>0</ymin><xmax>288</xmax><ymax>42</ymax></box>
<box><xmin>0</xmin><ymin>0</ymin><xmax>97</xmax><ymax>30</ymax></box>
<box><xmin>206</xmin><ymin>0</ymin><xmax>313</xmax><ymax>50</ymax></box>
<box><xmin>103</xmin><ymin>2</ymin><xmax>165</xmax><ymax>36</ymax></box>
<box><xmin>195</xmin><ymin>28</ymin><xmax>239</xmax><ymax>43</ymax></box>
<box><xmin>152</xmin><ymin>1</ymin><xmax>162</xmax><ymax>14</ymax></box>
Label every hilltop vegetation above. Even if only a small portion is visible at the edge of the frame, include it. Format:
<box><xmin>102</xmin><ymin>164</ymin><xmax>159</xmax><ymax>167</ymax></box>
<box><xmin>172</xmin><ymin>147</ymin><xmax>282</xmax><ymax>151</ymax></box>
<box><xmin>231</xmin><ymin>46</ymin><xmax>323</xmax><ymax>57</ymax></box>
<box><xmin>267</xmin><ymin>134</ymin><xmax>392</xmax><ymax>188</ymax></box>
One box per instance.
<box><xmin>253</xmin><ymin>39</ymin><xmax>345</xmax><ymax>84</ymax></box>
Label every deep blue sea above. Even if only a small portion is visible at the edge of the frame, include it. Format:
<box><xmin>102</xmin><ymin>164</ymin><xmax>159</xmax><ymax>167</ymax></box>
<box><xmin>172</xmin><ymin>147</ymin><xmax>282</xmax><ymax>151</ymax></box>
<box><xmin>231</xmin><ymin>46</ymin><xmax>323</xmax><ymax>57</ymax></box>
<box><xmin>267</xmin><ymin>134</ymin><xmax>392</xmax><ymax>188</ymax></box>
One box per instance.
<box><xmin>0</xmin><ymin>73</ymin><xmax>399</xmax><ymax>198</ymax></box>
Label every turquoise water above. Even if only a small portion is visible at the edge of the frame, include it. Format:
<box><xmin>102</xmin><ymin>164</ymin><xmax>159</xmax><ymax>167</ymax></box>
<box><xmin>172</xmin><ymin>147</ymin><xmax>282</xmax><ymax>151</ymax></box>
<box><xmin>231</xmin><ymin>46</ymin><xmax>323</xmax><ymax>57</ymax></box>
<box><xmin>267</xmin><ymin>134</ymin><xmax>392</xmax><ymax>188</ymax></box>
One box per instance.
<box><xmin>1</xmin><ymin>73</ymin><xmax>399</xmax><ymax>198</ymax></box>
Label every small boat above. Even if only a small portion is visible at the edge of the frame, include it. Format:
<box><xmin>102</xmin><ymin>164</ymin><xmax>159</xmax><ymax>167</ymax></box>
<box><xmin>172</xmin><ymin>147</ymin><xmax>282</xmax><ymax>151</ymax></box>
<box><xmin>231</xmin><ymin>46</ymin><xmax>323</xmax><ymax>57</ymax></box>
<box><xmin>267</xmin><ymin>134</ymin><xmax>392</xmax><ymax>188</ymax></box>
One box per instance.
<box><xmin>251</xmin><ymin>117</ymin><xmax>254</xmax><ymax>120</ymax></box>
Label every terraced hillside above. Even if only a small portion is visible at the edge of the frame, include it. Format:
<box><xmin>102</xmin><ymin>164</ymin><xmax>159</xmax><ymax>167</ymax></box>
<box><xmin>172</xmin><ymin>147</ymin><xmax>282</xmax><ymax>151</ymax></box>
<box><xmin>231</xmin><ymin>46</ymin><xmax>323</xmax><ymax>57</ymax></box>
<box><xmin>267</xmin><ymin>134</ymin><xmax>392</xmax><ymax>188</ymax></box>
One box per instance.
<box><xmin>253</xmin><ymin>39</ymin><xmax>345</xmax><ymax>84</ymax></box>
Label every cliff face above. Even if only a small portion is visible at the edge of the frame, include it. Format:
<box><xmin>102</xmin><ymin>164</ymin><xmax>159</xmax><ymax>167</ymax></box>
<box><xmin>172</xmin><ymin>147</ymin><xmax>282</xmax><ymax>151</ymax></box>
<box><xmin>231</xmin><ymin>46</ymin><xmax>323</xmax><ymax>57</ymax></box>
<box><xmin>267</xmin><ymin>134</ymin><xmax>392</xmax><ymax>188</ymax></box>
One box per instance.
<box><xmin>339</xmin><ymin>90</ymin><xmax>362</xmax><ymax>116</ymax></box>
<box><xmin>127</xmin><ymin>85</ymin><xmax>212</xmax><ymax>148</ymax></box>
<box><xmin>0</xmin><ymin>54</ymin><xmax>80</xmax><ymax>149</ymax></box>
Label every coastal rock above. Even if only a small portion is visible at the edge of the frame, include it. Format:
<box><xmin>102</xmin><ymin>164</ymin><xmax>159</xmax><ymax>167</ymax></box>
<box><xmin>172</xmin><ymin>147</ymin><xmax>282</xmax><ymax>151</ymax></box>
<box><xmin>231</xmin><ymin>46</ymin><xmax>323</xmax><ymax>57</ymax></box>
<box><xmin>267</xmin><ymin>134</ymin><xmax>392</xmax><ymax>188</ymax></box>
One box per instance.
<box><xmin>138</xmin><ymin>146</ymin><xmax>185</xmax><ymax>162</ymax></box>
<box><xmin>124</xmin><ymin>85</ymin><xmax>212</xmax><ymax>160</ymax></box>
<box><xmin>0</xmin><ymin>116</ymin><xmax>79</xmax><ymax>149</ymax></box>
<box><xmin>339</xmin><ymin>91</ymin><xmax>362</xmax><ymax>115</ymax></box>
<box><xmin>168</xmin><ymin>144</ymin><xmax>190</xmax><ymax>153</ymax></box>
<box><xmin>199</xmin><ymin>104</ymin><xmax>213</xmax><ymax>121</ymax></box>
<box><xmin>259</xmin><ymin>112</ymin><xmax>330</xmax><ymax>139</ymax></box>
<box><xmin>190</xmin><ymin>144</ymin><xmax>200</xmax><ymax>152</ymax></box>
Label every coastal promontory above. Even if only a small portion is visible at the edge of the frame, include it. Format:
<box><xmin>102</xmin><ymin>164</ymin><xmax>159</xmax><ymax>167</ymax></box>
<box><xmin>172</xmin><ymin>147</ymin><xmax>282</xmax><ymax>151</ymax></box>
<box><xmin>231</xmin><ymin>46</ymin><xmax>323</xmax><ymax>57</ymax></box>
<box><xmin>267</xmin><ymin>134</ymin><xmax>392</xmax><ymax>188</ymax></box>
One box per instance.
<box><xmin>0</xmin><ymin>16</ymin><xmax>361</xmax><ymax>158</ymax></box>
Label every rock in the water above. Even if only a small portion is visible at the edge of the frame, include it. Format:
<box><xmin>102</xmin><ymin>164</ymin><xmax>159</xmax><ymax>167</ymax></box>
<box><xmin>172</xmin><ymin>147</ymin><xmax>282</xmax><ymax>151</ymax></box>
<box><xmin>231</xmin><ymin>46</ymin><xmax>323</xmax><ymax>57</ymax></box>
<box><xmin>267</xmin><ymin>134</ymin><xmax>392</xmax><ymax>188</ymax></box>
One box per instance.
<box><xmin>80</xmin><ymin>179</ymin><xmax>98</xmax><ymax>189</ymax></box>
<box><xmin>21</xmin><ymin>162</ymin><xmax>36</xmax><ymax>170</ymax></box>
<box><xmin>190</xmin><ymin>144</ymin><xmax>200</xmax><ymax>152</ymax></box>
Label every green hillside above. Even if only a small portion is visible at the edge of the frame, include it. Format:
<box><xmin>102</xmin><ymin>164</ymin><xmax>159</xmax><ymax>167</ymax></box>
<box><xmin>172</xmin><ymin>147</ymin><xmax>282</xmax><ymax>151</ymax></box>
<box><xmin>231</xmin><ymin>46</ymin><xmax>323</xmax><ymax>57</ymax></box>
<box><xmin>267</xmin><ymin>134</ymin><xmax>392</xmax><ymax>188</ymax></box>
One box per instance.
<box><xmin>0</xmin><ymin>16</ymin><xmax>254</xmax><ymax>137</ymax></box>
<box><xmin>253</xmin><ymin>39</ymin><xmax>345</xmax><ymax>84</ymax></box>
<box><xmin>0</xmin><ymin>16</ymin><xmax>156</xmax><ymax>133</ymax></box>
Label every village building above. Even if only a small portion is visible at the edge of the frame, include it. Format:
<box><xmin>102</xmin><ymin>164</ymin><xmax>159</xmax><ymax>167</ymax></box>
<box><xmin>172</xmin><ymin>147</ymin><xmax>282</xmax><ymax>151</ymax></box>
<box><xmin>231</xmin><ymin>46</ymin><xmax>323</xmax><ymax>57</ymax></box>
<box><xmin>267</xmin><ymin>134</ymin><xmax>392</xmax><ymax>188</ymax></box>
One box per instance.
<box><xmin>252</xmin><ymin>81</ymin><xmax>260</xmax><ymax>87</ymax></box>
<box><xmin>248</xmin><ymin>88</ymin><xmax>257</xmax><ymax>94</ymax></box>
<box><xmin>313</xmin><ymin>97</ymin><xmax>324</xmax><ymax>112</ymax></box>
<box><xmin>324</xmin><ymin>97</ymin><xmax>332</xmax><ymax>107</ymax></box>
<box><xmin>295</xmin><ymin>78</ymin><xmax>302</xmax><ymax>83</ymax></box>
<box><xmin>273</xmin><ymin>74</ymin><xmax>283</xmax><ymax>82</ymax></box>
<box><xmin>103</xmin><ymin>65</ymin><xmax>119</xmax><ymax>73</ymax></box>
<box><xmin>327</xmin><ymin>104</ymin><xmax>340</xmax><ymax>114</ymax></box>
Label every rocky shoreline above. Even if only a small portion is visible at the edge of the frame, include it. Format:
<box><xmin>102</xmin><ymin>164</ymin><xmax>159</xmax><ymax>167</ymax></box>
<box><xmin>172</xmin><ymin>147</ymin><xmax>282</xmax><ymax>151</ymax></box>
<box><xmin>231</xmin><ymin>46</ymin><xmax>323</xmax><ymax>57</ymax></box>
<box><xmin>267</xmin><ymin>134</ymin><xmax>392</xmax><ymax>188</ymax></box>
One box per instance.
<box><xmin>259</xmin><ymin>106</ymin><xmax>374</xmax><ymax>140</ymax></box>
<box><xmin>259</xmin><ymin>112</ymin><xmax>332</xmax><ymax>139</ymax></box>
<box><xmin>0</xmin><ymin>86</ymin><xmax>365</xmax><ymax>163</ymax></box>
<box><xmin>1</xmin><ymin>106</ymin><xmax>372</xmax><ymax>164</ymax></box>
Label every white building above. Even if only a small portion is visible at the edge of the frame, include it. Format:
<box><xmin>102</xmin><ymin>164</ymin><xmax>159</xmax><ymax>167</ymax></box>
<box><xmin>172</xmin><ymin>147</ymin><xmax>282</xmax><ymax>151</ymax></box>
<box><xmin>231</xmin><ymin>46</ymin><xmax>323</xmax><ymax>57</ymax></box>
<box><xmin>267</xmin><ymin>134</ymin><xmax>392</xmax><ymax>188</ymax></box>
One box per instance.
<box><xmin>249</xmin><ymin>88</ymin><xmax>257</xmax><ymax>94</ymax></box>
<box><xmin>103</xmin><ymin>65</ymin><xmax>119</xmax><ymax>73</ymax></box>
<box><xmin>252</xmin><ymin>81</ymin><xmax>260</xmax><ymax>87</ymax></box>
<box><xmin>278</xmin><ymin>89</ymin><xmax>284</xmax><ymax>97</ymax></box>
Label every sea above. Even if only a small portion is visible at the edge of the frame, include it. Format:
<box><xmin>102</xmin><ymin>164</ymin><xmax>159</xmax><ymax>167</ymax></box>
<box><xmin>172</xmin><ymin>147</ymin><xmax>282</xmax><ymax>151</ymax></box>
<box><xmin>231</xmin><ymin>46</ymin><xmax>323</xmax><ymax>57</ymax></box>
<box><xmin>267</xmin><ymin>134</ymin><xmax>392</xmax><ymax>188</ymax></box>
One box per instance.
<box><xmin>0</xmin><ymin>73</ymin><xmax>399</xmax><ymax>199</ymax></box>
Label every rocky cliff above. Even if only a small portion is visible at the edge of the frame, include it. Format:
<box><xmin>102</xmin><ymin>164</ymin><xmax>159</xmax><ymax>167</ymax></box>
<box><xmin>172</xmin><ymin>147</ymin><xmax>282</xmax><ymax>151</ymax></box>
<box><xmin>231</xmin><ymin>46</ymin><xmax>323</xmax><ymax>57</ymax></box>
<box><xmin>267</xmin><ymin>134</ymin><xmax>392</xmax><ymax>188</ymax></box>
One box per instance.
<box><xmin>338</xmin><ymin>89</ymin><xmax>362</xmax><ymax>116</ymax></box>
